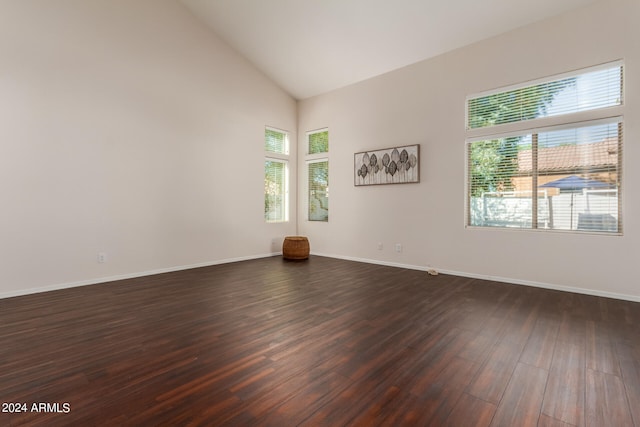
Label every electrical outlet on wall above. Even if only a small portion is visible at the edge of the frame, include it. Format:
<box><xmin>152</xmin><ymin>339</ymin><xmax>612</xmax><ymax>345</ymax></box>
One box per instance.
<box><xmin>377</xmin><ymin>242</ymin><xmax>383</xmax><ymax>250</ymax></box>
<box><xmin>97</xmin><ymin>252</ymin><xmax>107</xmax><ymax>263</ymax></box>
<box><xmin>395</xmin><ymin>243</ymin><xmax>402</xmax><ymax>253</ymax></box>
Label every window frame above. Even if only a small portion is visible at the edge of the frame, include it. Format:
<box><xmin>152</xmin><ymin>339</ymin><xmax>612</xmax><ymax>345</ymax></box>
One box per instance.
<box><xmin>465</xmin><ymin>61</ymin><xmax>624</xmax><ymax>235</ymax></box>
<box><xmin>307</xmin><ymin>128</ymin><xmax>329</xmax><ymax>157</ymax></box>
<box><xmin>306</xmin><ymin>128</ymin><xmax>329</xmax><ymax>222</ymax></box>
<box><xmin>264</xmin><ymin>127</ymin><xmax>290</xmax><ymax>223</ymax></box>
<box><xmin>307</xmin><ymin>158</ymin><xmax>329</xmax><ymax>222</ymax></box>
<box><xmin>465</xmin><ymin>60</ymin><xmax>624</xmax><ymax>135</ymax></box>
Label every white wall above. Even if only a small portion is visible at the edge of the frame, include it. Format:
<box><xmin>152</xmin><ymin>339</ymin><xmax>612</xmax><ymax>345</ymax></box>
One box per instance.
<box><xmin>0</xmin><ymin>0</ymin><xmax>297</xmax><ymax>297</ymax></box>
<box><xmin>298</xmin><ymin>0</ymin><xmax>640</xmax><ymax>300</ymax></box>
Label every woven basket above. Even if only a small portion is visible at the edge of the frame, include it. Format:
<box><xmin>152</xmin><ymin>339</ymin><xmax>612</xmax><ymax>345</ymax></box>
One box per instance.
<box><xmin>282</xmin><ymin>236</ymin><xmax>310</xmax><ymax>260</ymax></box>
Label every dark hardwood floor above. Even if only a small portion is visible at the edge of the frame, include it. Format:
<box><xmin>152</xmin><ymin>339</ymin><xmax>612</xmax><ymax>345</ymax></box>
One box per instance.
<box><xmin>1</xmin><ymin>256</ymin><xmax>639</xmax><ymax>426</ymax></box>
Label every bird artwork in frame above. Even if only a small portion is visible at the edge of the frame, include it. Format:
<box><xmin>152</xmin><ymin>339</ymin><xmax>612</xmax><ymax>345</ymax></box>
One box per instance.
<box><xmin>354</xmin><ymin>144</ymin><xmax>419</xmax><ymax>186</ymax></box>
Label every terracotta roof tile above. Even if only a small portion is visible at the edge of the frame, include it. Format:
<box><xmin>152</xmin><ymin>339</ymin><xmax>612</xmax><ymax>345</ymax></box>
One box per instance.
<box><xmin>518</xmin><ymin>138</ymin><xmax>618</xmax><ymax>173</ymax></box>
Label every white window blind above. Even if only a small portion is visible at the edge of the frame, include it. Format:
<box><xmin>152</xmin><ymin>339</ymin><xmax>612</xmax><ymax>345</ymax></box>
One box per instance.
<box><xmin>264</xmin><ymin>127</ymin><xmax>289</xmax><ymax>222</ymax></box>
<box><xmin>306</xmin><ymin>128</ymin><xmax>329</xmax><ymax>221</ymax></box>
<box><xmin>466</xmin><ymin>62</ymin><xmax>623</xmax><ymax>234</ymax></box>
<box><xmin>265</xmin><ymin>127</ymin><xmax>289</xmax><ymax>154</ymax></box>
<box><xmin>467</xmin><ymin>62</ymin><xmax>623</xmax><ymax>130</ymax></box>
<box><xmin>308</xmin><ymin>160</ymin><xmax>329</xmax><ymax>222</ymax></box>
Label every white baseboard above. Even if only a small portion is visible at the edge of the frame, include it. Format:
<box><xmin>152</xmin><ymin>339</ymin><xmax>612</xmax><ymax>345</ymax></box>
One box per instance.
<box><xmin>312</xmin><ymin>252</ymin><xmax>431</xmax><ymax>272</ymax></box>
<box><xmin>312</xmin><ymin>252</ymin><xmax>640</xmax><ymax>303</ymax></box>
<box><xmin>4</xmin><ymin>251</ymin><xmax>638</xmax><ymax>304</ymax></box>
<box><xmin>0</xmin><ymin>253</ymin><xmax>280</xmax><ymax>300</ymax></box>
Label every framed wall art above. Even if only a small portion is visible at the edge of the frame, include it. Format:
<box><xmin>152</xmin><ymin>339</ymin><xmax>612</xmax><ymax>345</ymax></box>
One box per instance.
<box><xmin>354</xmin><ymin>144</ymin><xmax>419</xmax><ymax>186</ymax></box>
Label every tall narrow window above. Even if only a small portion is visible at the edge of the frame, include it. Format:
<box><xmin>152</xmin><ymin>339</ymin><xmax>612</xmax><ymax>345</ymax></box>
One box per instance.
<box><xmin>264</xmin><ymin>127</ymin><xmax>289</xmax><ymax>222</ymax></box>
<box><xmin>307</xmin><ymin>129</ymin><xmax>329</xmax><ymax>221</ymax></box>
<box><xmin>466</xmin><ymin>62</ymin><xmax>623</xmax><ymax>234</ymax></box>
<box><xmin>308</xmin><ymin>160</ymin><xmax>329</xmax><ymax>221</ymax></box>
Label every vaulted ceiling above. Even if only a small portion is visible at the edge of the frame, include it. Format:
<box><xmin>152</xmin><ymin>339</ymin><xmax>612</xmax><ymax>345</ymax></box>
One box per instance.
<box><xmin>180</xmin><ymin>0</ymin><xmax>598</xmax><ymax>100</ymax></box>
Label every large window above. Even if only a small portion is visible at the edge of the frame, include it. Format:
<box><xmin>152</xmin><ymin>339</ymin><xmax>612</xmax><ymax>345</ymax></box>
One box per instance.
<box><xmin>264</xmin><ymin>127</ymin><xmax>289</xmax><ymax>222</ymax></box>
<box><xmin>466</xmin><ymin>62</ymin><xmax>623</xmax><ymax>233</ymax></box>
<box><xmin>307</xmin><ymin>129</ymin><xmax>329</xmax><ymax>221</ymax></box>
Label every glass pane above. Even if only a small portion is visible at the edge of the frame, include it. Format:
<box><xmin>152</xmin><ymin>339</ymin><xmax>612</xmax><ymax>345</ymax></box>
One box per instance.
<box><xmin>265</xmin><ymin>129</ymin><xmax>287</xmax><ymax>154</ymax></box>
<box><xmin>468</xmin><ymin>136</ymin><xmax>533</xmax><ymax>228</ymax></box>
<box><xmin>537</xmin><ymin>122</ymin><xmax>620</xmax><ymax>232</ymax></box>
<box><xmin>309</xmin><ymin>161</ymin><xmax>329</xmax><ymax>221</ymax></box>
<box><xmin>468</xmin><ymin>65</ymin><xmax>622</xmax><ymax>129</ymax></box>
<box><xmin>265</xmin><ymin>160</ymin><xmax>287</xmax><ymax>222</ymax></box>
<box><xmin>469</xmin><ymin>121</ymin><xmax>621</xmax><ymax>233</ymax></box>
<box><xmin>309</xmin><ymin>130</ymin><xmax>328</xmax><ymax>154</ymax></box>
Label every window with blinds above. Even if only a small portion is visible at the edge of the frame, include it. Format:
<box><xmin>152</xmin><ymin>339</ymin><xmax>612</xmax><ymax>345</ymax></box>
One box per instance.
<box><xmin>466</xmin><ymin>62</ymin><xmax>623</xmax><ymax>234</ymax></box>
<box><xmin>308</xmin><ymin>160</ymin><xmax>329</xmax><ymax>222</ymax></box>
<box><xmin>307</xmin><ymin>129</ymin><xmax>329</xmax><ymax>221</ymax></box>
<box><xmin>265</xmin><ymin>127</ymin><xmax>288</xmax><ymax>154</ymax></box>
<box><xmin>264</xmin><ymin>127</ymin><xmax>289</xmax><ymax>222</ymax></box>
<box><xmin>467</xmin><ymin>62</ymin><xmax>623</xmax><ymax>130</ymax></box>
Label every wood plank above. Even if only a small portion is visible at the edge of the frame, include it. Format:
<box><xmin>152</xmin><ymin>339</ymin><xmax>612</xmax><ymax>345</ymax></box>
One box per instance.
<box><xmin>520</xmin><ymin>315</ymin><xmax>560</xmax><ymax>370</ymax></box>
<box><xmin>615</xmin><ymin>339</ymin><xmax>640</xmax><ymax>426</ymax></box>
<box><xmin>586</xmin><ymin>368</ymin><xmax>634</xmax><ymax>427</ymax></box>
<box><xmin>541</xmin><ymin>340</ymin><xmax>586</xmax><ymax>427</ymax></box>
<box><xmin>537</xmin><ymin>413</ymin><xmax>577</xmax><ymax>427</ymax></box>
<box><xmin>466</xmin><ymin>293</ymin><xmax>541</xmax><ymax>404</ymax></box>
<box><xmin>466</xmin><ymin>339</ymin><xmax>522</xmax><ymax>404</ymax></box>
<box><xmin>489</xmin><ymin>362</ymin><xmax>548</xmax><ymax>427</ymax></box>
<box><xmin>444</xmin><ymin>392</ymin><xmax>496</xmax><ymax>427</ymax></box>
<box><xmin>540</xmin><ymin>311</ymin><xmax>587</xmax><ymax>426</ymax></box>
<box><xmin>409</xmin><ymin>329</ymin><xmax>481</xmax><ymax>396</ymax></box>
<box><xmin>586</xmin><ymin>320</ymin><xmax>622</xmax><ymax>376</ymax></box>
<box><xmin>405</xmin><ymin>356</ymin><xmax>480</xmax><ymax>425</ymax></box>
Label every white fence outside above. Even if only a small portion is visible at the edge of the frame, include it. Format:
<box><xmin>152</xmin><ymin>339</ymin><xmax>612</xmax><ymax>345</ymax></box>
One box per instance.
<box><xmin>470</xmin><ymin>189</ymin><xmax>618</xmax><ymax>231</ymax></box>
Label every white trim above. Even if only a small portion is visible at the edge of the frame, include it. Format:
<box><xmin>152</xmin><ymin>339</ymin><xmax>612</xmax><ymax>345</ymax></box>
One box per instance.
<box><xmin>306</xmin><ymin>157</ymin><xmax>329</xmax><ymax>165</ymax></box>
<box><xmin>6</xmin><ymin>253</ymin><xmax>638</xmax><ymax>304</ymax></box>
<box><xmin>464</xmin><ymin>224</ymin><xmax>622</xmax><ymax>237</ymax></box>
<box><xmin>266</xmin><ymin>125</ymin><xmax>290</xmax><ymax>133</ymax></box>
<box><xmin>311</xmin><ymin>252</ymin><xmax>640</xmax><ymax>303</ymax></box>
<box><xmin>465</xmin><ymin>112</ymin><xmax>624</xmax><ymax>142</ymax></box>
<box><xmin>265</xmin><ymin>152</ymin><xmax>290</xmax><ymax>162</ymax></box>
<box><xmin>306</xmin><ymin>127</ymin><xmax>329</xmax><ymax>135</ymax></box>
<box><xmin>0</xmin><ymin>253</ymin><xmax>279</xmax><ymax>300</ymax></box>
<box><xmin>265</xmin><ymin>158</ymin><xmax>290</xmax><ymax>223</ymax></box>
<box><xmin>306</xmin><ymin>158</ymin><xmax>329</xmax><ymax>223</ymax></box>
<box><xmin>264</xmin><ymin>156</ymin><xmax>289</xmax><ymax>163</ymax></box>
<box><xmin>312</xmin><ymin>252</ymin><xmax>431</xmax><ymax>272</ymax></box>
